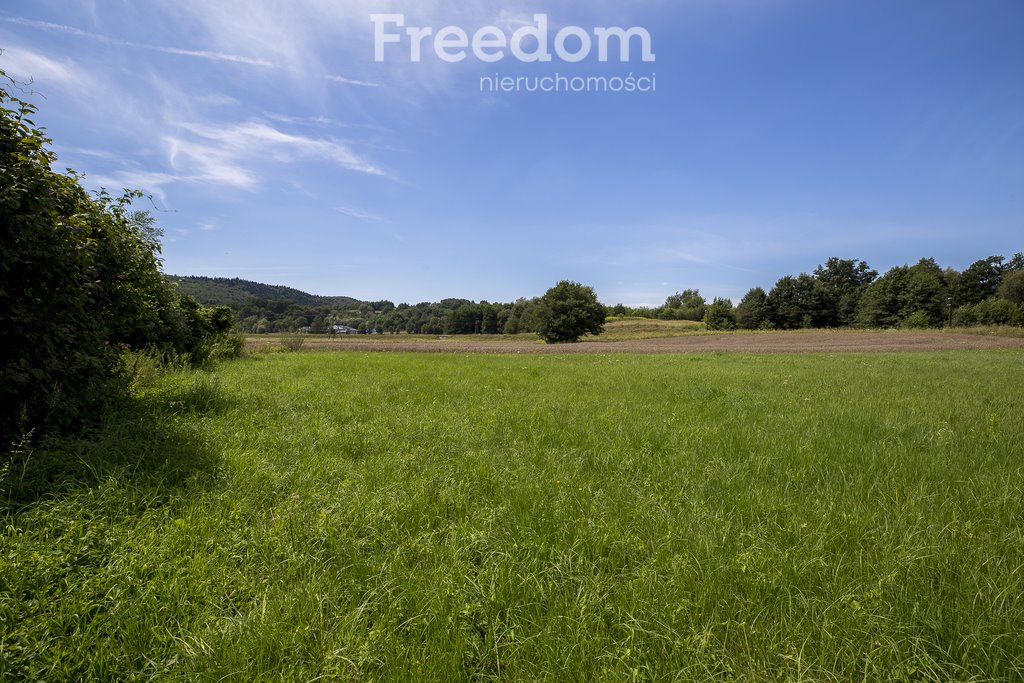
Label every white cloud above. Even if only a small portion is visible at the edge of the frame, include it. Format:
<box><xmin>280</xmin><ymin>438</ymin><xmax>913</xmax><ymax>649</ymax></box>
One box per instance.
<box><xmin>164</xmin><ymin>134</ymin><xmax>260</xmax><ymax>190</ymax></box>
<box><xmin>0</xmin><ymin>45</ymin><xmax>87</xmax><ymax>89</ymax></box>
<box><xmin>100</xmin><ymin>119</ymin><xmax>388</xmax><ymax>195</ymax></box>
<box><xmin>170</xmin><ymin>120</ymin><xmax>386</xmax><ymax>181</ymax></box>
<box><xmin>1</xmin><ymin>16</ymin><xmax>274</xmax><ymax>67</ymax></box>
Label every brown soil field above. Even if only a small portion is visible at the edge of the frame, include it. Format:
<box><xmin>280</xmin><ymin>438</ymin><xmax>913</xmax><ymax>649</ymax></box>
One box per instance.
<box><xmin>248</xmin><ymin>331</ymin><xmax>1024</xmax><ymax>354</ymax></box>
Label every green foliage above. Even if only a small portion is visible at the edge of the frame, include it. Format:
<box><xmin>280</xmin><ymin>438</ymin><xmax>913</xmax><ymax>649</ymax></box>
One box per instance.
<box><xmin>1004</xmin><ymin>253</ymin><xmax>1024</xmax><ymax>274</ymax></box>
<box><xmin>955</xmin><ymin>256</ymin><xmax>1005</xmax><ymax>306</ymax></box>
<box><xmin>703</xmin><ymin>297</ymin><xmax>737</xmax><ymax>330</ymax></box>
<box><xmin>767</xmin><ymin>274</ymin><xmax>827</xmax><ymax>329</ymax></box>
<box><xmin>173</xmin><ymin>275</ymin><xmax>363</xmax><ymax>308</ymax></box>
<box><xmin>857</xmin><ymin>259</ymin><xmax>948</xmax><ymax>328</ymax></box>
<box><xmin>535</xmin><ymin>280</ymin><xmax>606</xmax><ymax>343</ymax></box>
<box><xmin>954</xmin><ymin>299</ymin><xmax>1024</xmax><ymax>327</ymax></box>
<box><xmin>735</xmin><ymin>287</ymin><xmax>770</xmax><ymax>330</ymax></box>
<box><xmin>201</xmin><ymin>281</ymin><xmax>539</xmax><ymax>337</ymax></box>
<box><xmin>607</xmin><ymin>253</ymin><xmax>1020</xmax><ymax>332</ymax></box>
<box><xmin>900</xmin><ymin>310</ymin><xmax>934</xmax><ymax>329</ymax></box>
<box><xmin>443</xmin><ymin>303</ymin><xmax>482</xmax><ymax>335</ymax></box>
<box><xmin>999</xmin><ymin>269</ymin><xmax>1024</xmax><ymax>305</ymax></box>
<box><xmin>0</xmin><ymin>74</ymin><xmax>233</xmax><ymax>446</ymax></box>
<box><xmin>813</xmin><ymin>257</ymin><xmax>877</xmax><ymax>326</ymax></box>
<box><xmin>659</xmin><ymin>289</ymin><xmax>707</xmax><ymax>321</ymax></box>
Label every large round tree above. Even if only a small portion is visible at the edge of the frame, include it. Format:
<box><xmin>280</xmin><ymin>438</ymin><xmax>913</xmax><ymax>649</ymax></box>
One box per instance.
<box><xmin>535</xmin><ymin>281</ymin><xmax>606</xmax><ymax>343</ymax></box>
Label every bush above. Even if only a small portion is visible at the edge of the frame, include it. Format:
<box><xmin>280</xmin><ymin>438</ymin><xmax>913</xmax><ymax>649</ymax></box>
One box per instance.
<box><xmin>210</xmin><ymin>332</ymin><xmax>247</xmax><ymax>361</ymax></box>
<box><xmin>1</xmin><ymin>73</ymin><xmax>233</xmax><ymax>447</ymax></box>
<box><xmin>954</xmin><ymin>299</ymin><xmax>1024</xmax><ymax>327</ymax></box>
<box><xmin>901</xmin><ymin>310</ymin><xmax>935</xmax><ymax>329</ymax></box>
<box><xmin>280</xmin><ymin>333</ymin><xmax>306</xmax><ymax>352</ymax></box>
<box><xmin>535</xmin><ymin>281</ymin><xmax>606</xmax><ymax>344</ymax></box>
<box><xmin>952</xmin><ymin>306</ymin><xmax>977</xmax><ymax>328</ymax></box>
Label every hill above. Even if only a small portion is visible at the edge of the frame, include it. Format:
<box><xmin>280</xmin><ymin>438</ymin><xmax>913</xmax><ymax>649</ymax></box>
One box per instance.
<box><xmin>170</xmin><ymin>276</ymin><xmax>363</xmax><ymax>308</ymax></box>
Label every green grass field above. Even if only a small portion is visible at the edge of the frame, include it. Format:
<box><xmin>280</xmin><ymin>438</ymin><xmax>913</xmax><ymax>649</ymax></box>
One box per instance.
<box><xmin>3</xmin><ymin>351</ymin><xmax>1023</xmax><ymax>681</ymax></box>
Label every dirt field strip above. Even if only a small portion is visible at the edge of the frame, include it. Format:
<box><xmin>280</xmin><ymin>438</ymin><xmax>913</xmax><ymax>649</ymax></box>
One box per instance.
<box><xmin>248</xmin><ymin>331</ymin><xmax>1024</xmax><ymax>354</ymax></box>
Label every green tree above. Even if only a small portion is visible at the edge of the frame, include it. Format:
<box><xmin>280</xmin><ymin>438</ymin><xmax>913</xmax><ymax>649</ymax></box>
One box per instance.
<box><xmin>480</xmin><ymin>303</ymin><xmax>499</xmax><ymax>334</ymax></box>
<box><xmin>735</xmin><ymin>287</ymin><xmax>770</xmax><ymax>330</ymax></box>
<box><xmin>1004</xmin><ymin>253</ymin><xmax>1024</xmax><ymax>274</ymax></box>
<box><xmin>999</xmin><ymin>269</ymin><xmax>1024</xmax><ymax>305</ymax></box>
<box><xmin>535</xmin><ymin>281</ymin><xmax>606</xmax><ymax>343</ymax></box>
<box><xmin>703</xmin><ymin>298</ymin><xmax>737</xmax><ymax>330</ymax></box>
<box><xmin>813</xmin><ymin>258</ymin><xmax>877</xmax><ymax>326</ymax></box>
<box><xmin>444</xmin><ymin>304</ymin><xmax>481</xmax><ymax>335</ymax></box>
<box><xmin>660</xmin><ymin>289</ymin><xmax>706</xmax><ymax>321</ymax></box>
<box><xmin>955</xmin><ymin>256</ymin><xmax>1005</xmax><ymax>306</ymax></box>
<box><xmin>768</xmin><ymin>274</ymin><xmax>826</xmax><ymax>329</ymax></box>
<box><xmin>857</xmin><ymin>259</ymin><xmax>947</xmax><ymax>328</ymax></box>
<box><xmin>502</xmin><ymin>298</ymin><xmax>539</xmax><ymax>335</ymax></box>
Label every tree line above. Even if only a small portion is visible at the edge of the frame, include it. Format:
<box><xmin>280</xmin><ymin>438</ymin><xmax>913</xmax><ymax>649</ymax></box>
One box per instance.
<box><xmin>227</xmin><ymin>296</ymin><xmax>548</xmax><ymax>336</ymax></box>
<box><xmin>217</xmin><ymin>254</ymin><xmax>1023</xmax><ymax>336</ymax></box>
<box><xmin>691</xmin><ymin>255</ymin><xmax>1023</xmax><ymax>331</ymax></box>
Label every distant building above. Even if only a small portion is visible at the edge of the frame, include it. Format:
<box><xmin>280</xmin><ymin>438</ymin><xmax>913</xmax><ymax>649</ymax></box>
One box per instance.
<box><xmin>331</xmin><ymin>325</ymin><xmax>359</xmax><ymax>335</ymax></box>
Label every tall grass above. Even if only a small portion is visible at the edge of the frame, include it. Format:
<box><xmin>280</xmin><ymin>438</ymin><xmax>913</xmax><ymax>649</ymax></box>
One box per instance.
<box><xmin>2</xmin><ymin>351</ymin><xmax>1023</xmax><ymax>680</ymax></box>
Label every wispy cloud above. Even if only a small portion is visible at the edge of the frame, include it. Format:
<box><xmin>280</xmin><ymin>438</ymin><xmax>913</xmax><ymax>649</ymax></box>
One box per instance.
<box><xmin>90</xmin><ymin>117</ymin><xmax>389</xmax><ymax>199</ymax></box>
<box><xmin>194</xmin><ymin>93</ymin><xmax>240</xmax><ymax>107</ymax></box>
<box><xmin>86</xmin><ymin>169</ymin><xmax>183</xmax><ymax>204</ymax></box>
<box><xmin>336</xmin><ymin>206</ymin><xmax>385</xmax><ymax>222</ymax></box>
<box><xmin>1</xmin><ymin>16</ymin><xmax>274</xmax><ymax>67</ymax></box>
<box><xmin>325</xmin><ymin>74</ymin><xmax>380</xmax><ymax>88</ymax></box>
<box><xmin>172</xmin><ymin>120</ymin><xmax>386</xmax><ymax>180</ymax></box>
<box><xmin>0</xmin><ymin>44</ymin><xmax>90</xmax><ymax>89</ymax></box>
<box><xmin>4</xmin><ymin>13</ymin><xmax>379</xmax><ymax>87</ymax></box>
<box><xmin>88</xmin><ymin>118</ymin><xmax>388</xmax><ymax>198</ymax></box>
<box><xmin>263</xmin><ymin>112</ymin><xmax>352</xmax><ymax>128</ymax></box>
<box><xmin>164</xmin><ymin>133</ymin><xmax>259</xmax><ymax>190</ymax></box>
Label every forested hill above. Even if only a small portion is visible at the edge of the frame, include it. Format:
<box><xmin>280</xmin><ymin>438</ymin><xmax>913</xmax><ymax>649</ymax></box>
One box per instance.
<box><xmin>170</xmin><ymin>276</ymin><xmax>363</xmax><ymax>308</ymax></box>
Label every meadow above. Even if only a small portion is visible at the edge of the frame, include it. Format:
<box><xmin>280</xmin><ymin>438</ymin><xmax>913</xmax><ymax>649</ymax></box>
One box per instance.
<box><xmin>2</xmin><ymin>350</ymin><xmax>1023</xmax><ymax>681</ymax></box>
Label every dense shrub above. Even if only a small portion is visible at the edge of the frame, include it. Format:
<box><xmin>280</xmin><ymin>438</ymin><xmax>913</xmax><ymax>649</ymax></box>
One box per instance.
<box><xmin>535</xmin><ymin>281</ymin><xmax>605</xmax><ymax>343</ymax></box>
<box><xmin>900</xmin><ymin>310</ymin><xmax>935</xmax><ymax>329</ymax></box>
<box><xmin>953</xmin><ymin>299</ymin><xmax>1024</xmax><ymax>327</ymax></box>
<box><xmin>1</xmin><ymin>73</ymin><xmax>232</xmax><ymax>447</ymax></box>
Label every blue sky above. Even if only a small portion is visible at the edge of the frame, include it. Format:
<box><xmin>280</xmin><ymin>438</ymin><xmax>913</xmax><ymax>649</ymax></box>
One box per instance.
<box><xmin>2</xmin><ymin>1</ymin><xmax>1022</xmax><ymax>306</ymax></box>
